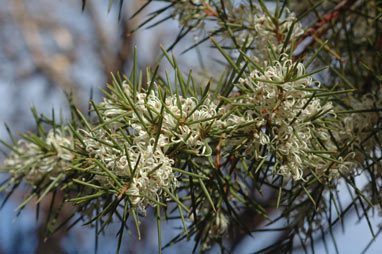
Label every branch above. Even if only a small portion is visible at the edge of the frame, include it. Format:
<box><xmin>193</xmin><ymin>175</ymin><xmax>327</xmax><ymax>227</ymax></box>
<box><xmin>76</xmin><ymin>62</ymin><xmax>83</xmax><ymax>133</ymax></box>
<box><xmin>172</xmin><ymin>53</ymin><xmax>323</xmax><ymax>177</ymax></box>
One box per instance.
<box><xmin>10</xmin><ymin>0</ymin><xmax>83</xmax><ymax>110</ymax></box>
<box><xmin>86</xmin><ymin>2</ymin><xmax>134</xmax><ymax>83</ymax></box>
<box><xmin>296</xmin><ymin>0</ymin><xmax>358</xmax><ymax>47</ymax></box>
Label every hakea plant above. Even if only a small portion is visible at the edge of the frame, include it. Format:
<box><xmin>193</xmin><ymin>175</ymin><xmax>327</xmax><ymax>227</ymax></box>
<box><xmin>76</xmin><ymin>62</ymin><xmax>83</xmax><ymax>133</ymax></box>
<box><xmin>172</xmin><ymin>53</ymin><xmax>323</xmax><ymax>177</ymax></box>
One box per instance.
<box><xmin>2</xmin><ymin>0</ymin><xmax>382</xmax><ymax>253</ymax></box>
<box><xmin>4</xmin><ymin>129</ymin><xmax>74</xmax><ymax>186</ymax></box>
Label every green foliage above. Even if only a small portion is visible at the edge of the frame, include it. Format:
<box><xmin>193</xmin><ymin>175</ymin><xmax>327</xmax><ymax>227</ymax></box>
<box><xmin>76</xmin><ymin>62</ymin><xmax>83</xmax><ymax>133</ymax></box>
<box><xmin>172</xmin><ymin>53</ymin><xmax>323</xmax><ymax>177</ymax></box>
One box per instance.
<box><xmin>1</xmin><ymin>0</ymin><xmax>382</xmax><ymax>253</ymax></box>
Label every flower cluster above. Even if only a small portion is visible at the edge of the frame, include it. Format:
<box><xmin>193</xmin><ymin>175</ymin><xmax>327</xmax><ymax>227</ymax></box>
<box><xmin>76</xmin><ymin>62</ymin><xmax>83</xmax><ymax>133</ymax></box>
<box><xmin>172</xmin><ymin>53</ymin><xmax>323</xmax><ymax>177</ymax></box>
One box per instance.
<box><xmin>83</xmin><ymin>82</ymin><xmax>222</xmax><ymax>210</ymax></box>
<box><xmin>221</xmin><ymin>56</ymin><xmax>343</xmax><ymax>180</ymax></box>
<box><xmin>171</xmin><ymin>0</ymin><xmax>305</xmax><ymax>63</ymax></box>
<box><xmin>4</xmin><ymin>129</ymin><xmax>74</xmax><ymax>186</ymax></box>
<box><xmin>102</xmin><ymin>82</ymin><xmax>221</xmax><ymax>156</ymax></box>
<box><xmin>172</xmin><ymin>0</ymin><xmax>211</xmax><ymax>28</ymax></box>
<box><xmin>216</xmin><ymin>4</ymin><xmax>304</xmax><ymax>63</ymax></box>
<box><xmin>82</xmin><ymin>129</ymin><xmax>177</xmax><ymax>210</ymax></box>
<box><xmin>333</xmin><ymin>88</ymin><xmax>382</xmax><ymax>174</ymax></box>
<box><xmin>250</xmin><ymin>12</ymin><xmax>303</xmax><ymax>59</ymax></box>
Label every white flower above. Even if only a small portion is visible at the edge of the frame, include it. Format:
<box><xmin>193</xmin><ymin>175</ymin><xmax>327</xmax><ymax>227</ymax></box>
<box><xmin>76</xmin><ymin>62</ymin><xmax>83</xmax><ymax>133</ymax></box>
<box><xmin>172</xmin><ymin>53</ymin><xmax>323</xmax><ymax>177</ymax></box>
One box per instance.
<box><xmin>224</xmin><ymin>56</ymin><xmax>339</xmax><ymax>180</ymax></box>
<box><xmin>101</xmin><ymin>82</ymin><xmax>220</xmax><ymax>157</ymax></box>
<box><xmin>331</xmin><ymin>87</ymin><xmax>382</xmax><ymax>175</ymax></box>
<box><xmin>126</xmin><ymin>184</ymin><xmax>141</xmax><ymax>206</ymax></box>
<box><xmin>4</xmin><ymin>129</ymin><xmax>74</xmax><ymax>186</ymax></box>
<box><xmin>83</xmin><ymin>126</ymin><xmax>178</xmax><ymax>211</ymax></box>
<box><xmin>91</xmin><ymin>82</ymin><xmax>226</xmax><ymax>210</ymax></box>
<box><xmin>46</xmin><ymin>130</ymin><xmax>74</xmax><ymax>161</ymax></box>
<box><xmin>232</xmin><ymin>10</ymin><xmax>304</xmax><ymax>63</ymax></box>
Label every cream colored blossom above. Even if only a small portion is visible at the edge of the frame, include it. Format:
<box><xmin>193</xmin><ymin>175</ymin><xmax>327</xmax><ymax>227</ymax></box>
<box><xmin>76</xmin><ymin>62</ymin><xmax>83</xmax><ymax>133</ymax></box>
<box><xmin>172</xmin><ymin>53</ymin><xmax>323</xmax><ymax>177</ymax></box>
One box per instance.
<box><xmin>82</xmin><ymin>127</ymin><xmax>177</xmax><ymax>211</ymax></box>
<box><xmin>224</xmin><ymin>56</ymin><xmax>343</xmax><ymax>180</ymax></box>
<box><xmin>4</xmin><ymin>129</ymin><xmax>74</xmax><ymax>186</ymax></box>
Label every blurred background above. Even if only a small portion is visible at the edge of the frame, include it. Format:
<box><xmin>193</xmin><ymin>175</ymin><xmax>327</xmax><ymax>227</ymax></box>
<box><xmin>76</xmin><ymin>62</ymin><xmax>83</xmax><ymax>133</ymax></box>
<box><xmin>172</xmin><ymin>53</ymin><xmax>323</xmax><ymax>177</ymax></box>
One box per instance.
<box><xmin>0</xmin><ymin>0</ymin><xmax>381</xmax><ymax>253</ymax></box>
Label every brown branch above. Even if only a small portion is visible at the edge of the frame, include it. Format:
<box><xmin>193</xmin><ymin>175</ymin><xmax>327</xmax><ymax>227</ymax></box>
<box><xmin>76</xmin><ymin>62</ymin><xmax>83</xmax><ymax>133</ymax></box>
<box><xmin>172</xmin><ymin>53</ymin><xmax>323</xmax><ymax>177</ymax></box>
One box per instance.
<box><xmin>215</xmin><ymin>133</ymin><xmax>225</xmax><ymax>169</ymax></box>
<box><xmin>296</xmin><ymin>0</ymin><xmax>358</xmax><ymax>47</ymax></box>
<box><xmin>10</xmin><ymin>0</ymin><xmax>83</xmax><ymax>110</ymax></box>
<box><xmin>86</xmin><ymin>2</ymin><xmax>134</xmax><ymax>83</ymax></box>
<box><xmin>10</xmin><ymin>1</ymin><xmax>82</xmax><ymax>252</ymax></box>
